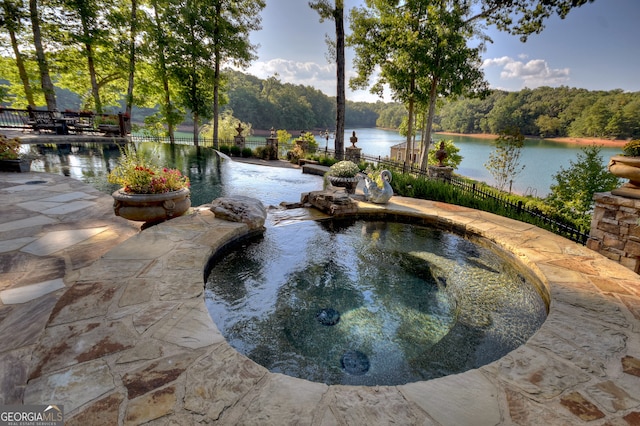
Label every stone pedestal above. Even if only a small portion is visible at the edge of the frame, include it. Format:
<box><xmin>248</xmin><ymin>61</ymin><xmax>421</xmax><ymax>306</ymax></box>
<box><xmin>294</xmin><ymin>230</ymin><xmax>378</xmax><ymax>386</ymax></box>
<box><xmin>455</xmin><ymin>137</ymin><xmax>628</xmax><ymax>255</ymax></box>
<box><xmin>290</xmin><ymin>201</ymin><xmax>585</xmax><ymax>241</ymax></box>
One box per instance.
<box><xmin>428</xmin><ymin>165</ymin><xmax>453</xmax><ymax>181</ymax></box>
<box><xmin>345</xmin><ymin>146</ymin><xmax>361</xmax><ymax>163</ymax></box>
<box><xmin>587</xmin><ymin>192</ymin><xmax>640</xmax><ymax>273</ymax></box>
<box><xmin>265</xmin><ymin>137</ymin><xmax>279</xmax><ymax>160</ymax></box>
<box><xmin>234</xmin><ymin>123</ymin><xmax>245</xmax><ymax>150</ymax></box>
<box><xmin>345</xmin><ymin>131</ymin><xmax>361</xmax><ymax>163</ymax></box>
<box><xmin>234</xmin><ymin>135</ymin><xmax>245</xmax><ymax>150</ymax></box>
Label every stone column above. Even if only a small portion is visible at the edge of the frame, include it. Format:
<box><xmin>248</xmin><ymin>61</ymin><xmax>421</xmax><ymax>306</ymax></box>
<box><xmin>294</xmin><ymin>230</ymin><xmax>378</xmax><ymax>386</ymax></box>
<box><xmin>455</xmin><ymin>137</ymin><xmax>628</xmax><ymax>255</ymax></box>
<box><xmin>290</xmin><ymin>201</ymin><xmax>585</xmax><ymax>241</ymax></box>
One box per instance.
<box><xmin>345</xmin><ymin>131</ymin><xmax>361</xmax><ymax>163</ymax></box>
<box><xmin>265</xmin><ymin>127</ymin><xmax>278</xmax><ymax>160</ymax></box>
<box><xmin>234</xmin><ymin>123</ymin><xmax>245</xmax><ymax>150</ymax></box>
<box><xmin>428</xmin><ymin>165</ymin><xmax>453</xmax><ymax>181</ymax></box>
<box><xmin>588</xmin><ymin>192</ymin><xmax>640</xmax><ymax>273</ymax></box>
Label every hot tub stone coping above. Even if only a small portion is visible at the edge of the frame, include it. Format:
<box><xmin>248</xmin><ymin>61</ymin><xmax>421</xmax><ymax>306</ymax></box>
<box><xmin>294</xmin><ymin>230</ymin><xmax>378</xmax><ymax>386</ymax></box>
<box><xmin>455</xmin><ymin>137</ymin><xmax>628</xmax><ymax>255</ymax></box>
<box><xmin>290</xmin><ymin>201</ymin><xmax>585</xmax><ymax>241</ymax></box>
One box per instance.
<box><xmin>25</xmin><ymin>198</ymin><xmax>640</xmax><ymax>425</ymax></box>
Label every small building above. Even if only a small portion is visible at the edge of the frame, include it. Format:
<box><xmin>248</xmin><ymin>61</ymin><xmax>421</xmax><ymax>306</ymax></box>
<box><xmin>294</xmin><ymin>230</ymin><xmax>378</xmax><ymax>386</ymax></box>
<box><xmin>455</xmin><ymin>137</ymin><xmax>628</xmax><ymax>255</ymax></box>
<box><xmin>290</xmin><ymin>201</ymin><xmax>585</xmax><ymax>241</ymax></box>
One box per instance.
<box><xmin>390</xmin><ymin>141</ymin><xmax>421</xmax><ymax>163</ymax></box>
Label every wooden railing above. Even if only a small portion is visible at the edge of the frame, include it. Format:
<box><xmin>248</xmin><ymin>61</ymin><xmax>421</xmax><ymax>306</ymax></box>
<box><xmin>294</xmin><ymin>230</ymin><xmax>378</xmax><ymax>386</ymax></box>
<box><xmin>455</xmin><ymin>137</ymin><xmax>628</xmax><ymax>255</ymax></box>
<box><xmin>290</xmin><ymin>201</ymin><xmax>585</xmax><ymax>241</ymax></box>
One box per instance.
<box><xmin>0</xmin><ymin>107</ymin><xmax>130</xmax><ymax>136</ymax></box>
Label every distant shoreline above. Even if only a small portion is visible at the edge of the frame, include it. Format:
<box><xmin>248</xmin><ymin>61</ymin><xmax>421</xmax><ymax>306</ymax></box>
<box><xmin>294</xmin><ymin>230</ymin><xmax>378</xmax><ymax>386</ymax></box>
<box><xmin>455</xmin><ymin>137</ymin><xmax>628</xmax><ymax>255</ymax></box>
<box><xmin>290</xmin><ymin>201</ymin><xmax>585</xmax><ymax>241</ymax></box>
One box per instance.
<box><xmin>436</xmin><ymin>132</ymin><xmax>627</xmax><ymax>148</ymax></box>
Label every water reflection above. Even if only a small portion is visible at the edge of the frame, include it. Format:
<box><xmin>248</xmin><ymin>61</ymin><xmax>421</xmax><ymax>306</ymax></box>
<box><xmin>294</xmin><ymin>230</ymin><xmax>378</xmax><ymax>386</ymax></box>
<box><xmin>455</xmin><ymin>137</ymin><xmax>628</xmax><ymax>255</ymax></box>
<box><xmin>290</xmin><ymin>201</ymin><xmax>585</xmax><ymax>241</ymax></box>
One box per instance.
<box><xmin>27</xmin><ymin>142</ymin><xmax>322</xmax><ymax>206</ymax></box>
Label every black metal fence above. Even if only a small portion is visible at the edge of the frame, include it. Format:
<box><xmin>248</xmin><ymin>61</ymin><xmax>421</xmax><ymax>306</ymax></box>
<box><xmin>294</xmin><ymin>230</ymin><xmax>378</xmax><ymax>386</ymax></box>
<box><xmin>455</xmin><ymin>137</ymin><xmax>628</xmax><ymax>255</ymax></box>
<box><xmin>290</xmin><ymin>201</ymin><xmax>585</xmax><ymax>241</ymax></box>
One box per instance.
<box><xmin>0</xmin><ymin>107</ymin><xmax>130</xmax><ymax>136</ymax></box>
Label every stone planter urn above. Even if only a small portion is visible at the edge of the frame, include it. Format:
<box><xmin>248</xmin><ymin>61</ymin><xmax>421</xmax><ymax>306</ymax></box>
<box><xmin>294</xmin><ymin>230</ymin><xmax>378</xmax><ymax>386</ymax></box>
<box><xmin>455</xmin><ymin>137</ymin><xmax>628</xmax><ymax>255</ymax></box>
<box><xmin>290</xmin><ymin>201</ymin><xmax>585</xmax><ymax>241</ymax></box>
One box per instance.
<box><xmin>326</xmin><ymin>175</ymin><xmax>360</xmax><ymax>194</ymax></box>
<box><xmin>112</xmin><ymin>187</ymin><xmax>191</xmax><ymax>222</ymax></box>
<box><xmin>0</xmin><ymin>159</ymin><xmax>31</xmax><ymax>173</ymax></box>
<box><xmin>608</xmin><ymin>155</ymin><xmax>640</xmax><ymax>197</ymax></box>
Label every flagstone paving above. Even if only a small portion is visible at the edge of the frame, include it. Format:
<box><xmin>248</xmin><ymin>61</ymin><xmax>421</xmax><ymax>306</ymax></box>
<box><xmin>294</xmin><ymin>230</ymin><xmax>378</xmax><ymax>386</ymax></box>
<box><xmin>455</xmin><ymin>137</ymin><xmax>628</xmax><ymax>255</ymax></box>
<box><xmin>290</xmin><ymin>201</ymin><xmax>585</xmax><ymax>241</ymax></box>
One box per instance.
<box><xmin>1</xmin><ymin>170</ymin><xmax>640</xmax><ymax>425</ymax></box>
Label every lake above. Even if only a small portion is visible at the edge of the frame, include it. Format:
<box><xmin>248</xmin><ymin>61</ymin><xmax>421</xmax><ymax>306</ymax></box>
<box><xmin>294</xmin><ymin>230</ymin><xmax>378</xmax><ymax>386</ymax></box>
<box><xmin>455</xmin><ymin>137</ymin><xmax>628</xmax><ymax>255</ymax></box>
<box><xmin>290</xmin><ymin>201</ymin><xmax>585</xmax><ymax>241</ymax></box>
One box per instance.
<box><xmin>28</xmin><ymin>128</ymin><xmax>622</xmax><ymax>199</ymax></box>
<box><xmin>339</xmin><ymin>128</ymin><xmax>621</xmax><ymax>197</ymax></box>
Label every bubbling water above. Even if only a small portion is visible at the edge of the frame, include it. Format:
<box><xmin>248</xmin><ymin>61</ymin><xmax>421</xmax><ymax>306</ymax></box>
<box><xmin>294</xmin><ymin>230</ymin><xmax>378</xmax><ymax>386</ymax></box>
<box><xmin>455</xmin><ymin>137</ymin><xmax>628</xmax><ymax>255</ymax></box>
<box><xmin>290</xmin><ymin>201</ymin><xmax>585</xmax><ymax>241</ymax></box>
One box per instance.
<box><xmin>205</xmin><ymin>219</ymin><xmax>547</xmax><ymax>386</ymax></box>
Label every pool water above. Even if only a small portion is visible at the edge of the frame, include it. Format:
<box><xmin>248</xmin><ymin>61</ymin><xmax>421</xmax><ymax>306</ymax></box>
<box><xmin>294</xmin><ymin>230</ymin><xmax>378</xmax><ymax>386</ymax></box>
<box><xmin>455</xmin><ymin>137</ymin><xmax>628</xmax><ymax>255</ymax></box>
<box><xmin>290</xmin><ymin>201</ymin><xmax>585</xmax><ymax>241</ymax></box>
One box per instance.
<box><xmin>205</xmin><ymin>219</ymin><xmax>547</xmax><ymax>386</ymax></box>
<box><xmin>26</xmin><ymin>142</ymin><xmax>323</xmax><ymax>206</ymax></box>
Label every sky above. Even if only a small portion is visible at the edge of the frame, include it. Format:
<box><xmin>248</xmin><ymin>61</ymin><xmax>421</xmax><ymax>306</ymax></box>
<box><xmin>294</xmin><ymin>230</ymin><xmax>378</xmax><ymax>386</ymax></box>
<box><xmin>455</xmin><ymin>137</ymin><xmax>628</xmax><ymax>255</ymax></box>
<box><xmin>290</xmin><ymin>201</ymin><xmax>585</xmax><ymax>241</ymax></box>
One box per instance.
<box><xmin>242</xmin><ymin>0</ymin><xmax>640</xmax><ymax>103</ymax></box>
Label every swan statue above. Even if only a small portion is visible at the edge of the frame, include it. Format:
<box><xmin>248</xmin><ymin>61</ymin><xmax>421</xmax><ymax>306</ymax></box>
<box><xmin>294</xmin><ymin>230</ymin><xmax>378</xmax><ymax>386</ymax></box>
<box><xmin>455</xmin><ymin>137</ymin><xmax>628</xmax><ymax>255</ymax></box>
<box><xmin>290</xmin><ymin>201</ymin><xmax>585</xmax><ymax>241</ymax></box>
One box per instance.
<box><xmin>363</xmin><ymin>169</ymin><xmax>393</xmax><ymax>204</ymax></box>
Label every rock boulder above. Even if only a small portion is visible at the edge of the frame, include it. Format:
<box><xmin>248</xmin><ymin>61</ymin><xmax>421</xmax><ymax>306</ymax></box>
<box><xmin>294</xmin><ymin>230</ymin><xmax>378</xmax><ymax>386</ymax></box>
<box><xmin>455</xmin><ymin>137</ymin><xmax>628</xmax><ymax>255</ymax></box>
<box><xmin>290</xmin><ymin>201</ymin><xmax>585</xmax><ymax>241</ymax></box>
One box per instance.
<box><xmin>210</xmin><ymin>196</ymin><xmax>267</xmax><ymax>230</ymax></box>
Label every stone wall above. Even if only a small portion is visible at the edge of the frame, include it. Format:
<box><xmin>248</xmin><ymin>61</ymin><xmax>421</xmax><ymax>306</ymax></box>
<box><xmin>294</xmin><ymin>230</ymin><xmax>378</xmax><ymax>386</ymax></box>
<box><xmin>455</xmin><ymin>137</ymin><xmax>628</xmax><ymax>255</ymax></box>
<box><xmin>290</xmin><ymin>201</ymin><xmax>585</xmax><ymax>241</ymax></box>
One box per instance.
<box><xmin>587</xmin><ymin>192</ymin><xmax>640</xmax><ymax>273</ymax></box>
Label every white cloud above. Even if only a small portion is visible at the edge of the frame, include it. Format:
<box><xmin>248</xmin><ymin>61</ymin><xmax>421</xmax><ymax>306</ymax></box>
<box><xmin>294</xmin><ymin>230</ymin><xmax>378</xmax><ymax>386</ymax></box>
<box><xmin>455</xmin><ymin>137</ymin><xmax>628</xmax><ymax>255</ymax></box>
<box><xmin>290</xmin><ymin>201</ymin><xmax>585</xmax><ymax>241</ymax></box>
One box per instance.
<box><xmin>243</xmin><ymin>58</ymin><xmax>336</xmax><ymax>95</ymax></box>
<box><xmin>237</xmin><ymin>58</ymin><xmax>389</xmax><ymax>103</ymax></box>
<box><xmin>482</xmin><ymin>56</ymin><xmax>570</xmax><ymax>88</ymax></box>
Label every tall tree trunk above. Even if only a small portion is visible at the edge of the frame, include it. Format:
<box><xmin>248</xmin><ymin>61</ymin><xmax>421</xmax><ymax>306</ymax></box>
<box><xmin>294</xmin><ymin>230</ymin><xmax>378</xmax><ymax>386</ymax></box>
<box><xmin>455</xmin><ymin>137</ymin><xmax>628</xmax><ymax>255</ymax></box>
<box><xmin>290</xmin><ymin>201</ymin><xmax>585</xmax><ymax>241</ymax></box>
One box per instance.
<box><xmin>193</xmin><ymin>112</ymin><xmax>199</xmax><ymax>147</ymax></box>
<box><xmin>418</xmin><ymin>79</ymin><xmax>438</xmax><ymax>168</ymax></box>
<box><xmin>212</xmin><ymin>2</ymin><xmax>222</xmax><ymax>149</ymax></box>
<box><xmin>152</xmin><ymin>1</ymin><xmax>175</xmax><ymax>143</ymax></box>
<box><xmin>29</xmin><ymin>0</ymin><xmax>56</xmax><ymax>110</ymax></box>
<box><xmin>7</xmin><ymin>25</ymin><xmax>35</xmax><ymax>107</ymax></box>
<box><xmin>126</xmin><ymin>0</ymin><xmax>138</xmax><ymax>119</ymax></box>
<box><xmin>213</xmin><ymin>53</ymin><xmax>220</xmax><ymax>149</ymax></box>
<box><xmin>85</xmin><ymin>42</ymin><xmax>102</xmax><ymax>113</ymax></box>
<box><xmin>334</xmin><ymin>1</ymin><xmax>345</xmax><ymax>160</ymax></box>
<box><xmin>404</xmin><ymin>75</ymin><xmax>415</xmax><ymax>164</ymax></box>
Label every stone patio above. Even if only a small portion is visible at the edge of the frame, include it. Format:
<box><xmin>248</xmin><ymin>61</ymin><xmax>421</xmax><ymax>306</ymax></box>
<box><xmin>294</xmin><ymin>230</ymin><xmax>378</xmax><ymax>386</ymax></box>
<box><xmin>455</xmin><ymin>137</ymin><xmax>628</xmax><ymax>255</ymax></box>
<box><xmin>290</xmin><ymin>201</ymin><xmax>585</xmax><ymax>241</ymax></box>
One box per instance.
<box><xmin>1</xmin><ymin>172</ymin><xmax>640</xmax><ymax>425</ymax></box>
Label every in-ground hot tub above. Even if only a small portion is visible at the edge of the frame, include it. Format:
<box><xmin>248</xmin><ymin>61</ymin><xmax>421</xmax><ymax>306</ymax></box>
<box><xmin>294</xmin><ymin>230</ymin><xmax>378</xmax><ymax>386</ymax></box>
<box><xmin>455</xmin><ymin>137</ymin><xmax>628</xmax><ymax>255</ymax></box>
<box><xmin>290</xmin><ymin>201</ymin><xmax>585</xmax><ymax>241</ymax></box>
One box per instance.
<box><xmin>205</xmin><ymin>218</ymin><xmax>548</xmax><ymax>386</ymax></box>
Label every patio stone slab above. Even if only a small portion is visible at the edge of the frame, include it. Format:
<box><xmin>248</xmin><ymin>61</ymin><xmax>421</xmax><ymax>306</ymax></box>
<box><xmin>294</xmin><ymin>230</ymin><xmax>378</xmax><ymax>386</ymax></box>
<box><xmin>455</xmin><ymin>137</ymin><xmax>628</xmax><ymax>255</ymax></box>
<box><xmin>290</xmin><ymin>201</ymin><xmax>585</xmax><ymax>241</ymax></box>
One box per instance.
<box><xmin>124</xmin><ymin>385</ymin><xmax>177</xmax><ymax>424</ymax></box>
<box><xmin>0</xmin><ymin>215</ymin><xmax>57</xmax><ymax>232</ymax></box>
<box><xmin>41</xmin><ymin>191</ymin><xmax>96</xmax><ymax>203</ymax></box>
<box><xmin>0</xmin><ymin>293</ymin><xmax>59</xmax><ymax>351</ymax></box>
<box><xmin>24</xmin><ymin>359</ymin><xmax>115</xmax><ymax>413</ymax></box>
<box><xmin>48</xmin><ymin>281</ymin><xmax>121</xmax><ymax>325</ymax></box>
<box><xmin>0</xmin><ymin>278</ymin><xmax>65</xmax><ymax>304</ymax></box>
<box><xmin>0</xmin><ymin>236</ymin><xmax>37</xmax><ymax>253</ymax></box>
<box><xmin>184</xmin><ymin>344</ymin><xmax>268</xmax><ymax>419</ymax></box>
<box><xmin>122</xmin><ymin>350</ymin><xmax>203</xmax><ymax>399</ymax></box>
<box><xmin>400</xmin><ymin>371</ymin><xmax>501</xmax><ymax>425</ymax></box>
<box><xmin>153</xmin><ymin>302</ymin><xmax>223</xmax><ymax>349</ymax></box>
<box><xmin>21</xmin><ymin>227</ymin><xmax>108</xmax><ymax>256</ymax></box>
<box><xmin>30</xmin><ymin>321</ymin><xmax>137</xmax><ymax>379</ymax></box>
<box><xmin>0</xmin><ymin>347</ymin><xmax>32</xmax><ymax>404</ymax></box>
<box><xmin>41</xmin><ymin>200</ymin><xmax>96</xmax><ymax>215</ymax></box>
<box><xmin>65</xmin><ymin>392</ymin><xmax>123</xmax><ymax>426</ymax></box>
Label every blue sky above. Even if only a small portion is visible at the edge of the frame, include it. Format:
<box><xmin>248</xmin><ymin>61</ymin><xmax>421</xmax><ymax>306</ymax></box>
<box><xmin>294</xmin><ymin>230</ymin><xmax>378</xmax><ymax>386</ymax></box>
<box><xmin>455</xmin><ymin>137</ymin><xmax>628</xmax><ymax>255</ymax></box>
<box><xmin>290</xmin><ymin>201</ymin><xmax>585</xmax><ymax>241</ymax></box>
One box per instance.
<box><xmin>243</xmin><ymin>0</ymin><xmax>640</xmax><ymax>102</ymax></box>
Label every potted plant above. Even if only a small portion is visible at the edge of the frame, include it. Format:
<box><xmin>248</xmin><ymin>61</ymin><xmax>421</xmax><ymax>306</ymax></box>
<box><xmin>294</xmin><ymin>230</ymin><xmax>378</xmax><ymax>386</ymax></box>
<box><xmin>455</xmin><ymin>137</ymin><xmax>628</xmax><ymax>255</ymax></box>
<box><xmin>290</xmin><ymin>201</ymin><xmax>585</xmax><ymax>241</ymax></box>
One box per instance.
<box><xmin>608</xmin><ymin>139</ymin><xmax>640</xmax><ymax>191</ymax></box>
<box><xmin>324</xmin><ymin>160</ymin><xmax>362</xmax><ymax>194</ymax></box>
<box><xmin>0</xmin><ymin>133</ymin><xmax>32</xmax><ymax>172</ymax></box>
<box><xmin>108</xmin><ymin>146</ymin><xmax>191</xmax><ymax>223</ymax></box>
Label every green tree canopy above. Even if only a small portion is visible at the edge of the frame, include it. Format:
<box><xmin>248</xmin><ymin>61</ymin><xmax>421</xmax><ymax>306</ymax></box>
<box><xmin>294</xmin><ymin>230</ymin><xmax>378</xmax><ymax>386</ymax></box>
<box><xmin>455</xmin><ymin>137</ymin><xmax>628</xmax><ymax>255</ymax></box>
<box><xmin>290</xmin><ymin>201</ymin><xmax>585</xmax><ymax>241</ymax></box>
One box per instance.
<box><xmin>546</xmin><ymin>145</ymin><xmax>620</xmax><ymax>230</ymax></box>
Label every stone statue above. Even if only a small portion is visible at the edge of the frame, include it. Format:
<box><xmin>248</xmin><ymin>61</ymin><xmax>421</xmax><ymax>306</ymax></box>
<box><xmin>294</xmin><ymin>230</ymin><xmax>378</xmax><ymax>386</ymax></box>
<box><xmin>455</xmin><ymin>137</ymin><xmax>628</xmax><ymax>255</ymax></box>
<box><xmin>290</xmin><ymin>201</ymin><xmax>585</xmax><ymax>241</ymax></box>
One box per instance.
<box><xmin>435</xmin><ymin>141</ymin><xmax>447</xmax><ymax>167</ymax></box>
<box><xmin>363</xmin><ymin>170</ymin><xmax>393</xmax><ymax>204</ymax></box>
<box><xmin>350</xmin><ymin>131</ymin><xmax>358</xmax><ymax>148</ymax></box>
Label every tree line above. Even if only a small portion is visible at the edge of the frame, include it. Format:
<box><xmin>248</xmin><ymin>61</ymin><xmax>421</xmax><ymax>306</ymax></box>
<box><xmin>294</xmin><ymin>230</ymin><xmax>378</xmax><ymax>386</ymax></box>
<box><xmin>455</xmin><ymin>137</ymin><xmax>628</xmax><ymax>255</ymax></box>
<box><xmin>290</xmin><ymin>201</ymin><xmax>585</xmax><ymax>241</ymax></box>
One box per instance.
<box><xmin>0</xmin><ymin>0</ymin><xmax>265</xmax><ymax>144</ymax></box>
<box><xmin>2</xmin><ymin>0</ymin><xmax>611</xmax><ymax>146</ymax></box>
<box><xmin>222</xmin><ymin>71</ymin><xmax>640</xmax><ymax>141</ymax></box>
<box><xmin>435</xmin><ymin>87</ymin><xmax>640</xmax><ymax>140</ymax></box>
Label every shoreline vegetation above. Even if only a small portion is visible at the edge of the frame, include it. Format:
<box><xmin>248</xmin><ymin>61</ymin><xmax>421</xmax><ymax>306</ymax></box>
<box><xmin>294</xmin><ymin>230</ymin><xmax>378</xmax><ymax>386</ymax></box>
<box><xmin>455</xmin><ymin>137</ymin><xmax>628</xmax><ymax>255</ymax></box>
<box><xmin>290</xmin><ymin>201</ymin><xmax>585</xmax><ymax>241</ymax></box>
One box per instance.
<box><xmin>436</xmin><ymin>132</ymin><xmax>627</xmax><ymax>148</ymax></box>
<box><xmin>246</xmin><ymin>128</ymin><xmax>628</xmax><ymax>149</ymax></box>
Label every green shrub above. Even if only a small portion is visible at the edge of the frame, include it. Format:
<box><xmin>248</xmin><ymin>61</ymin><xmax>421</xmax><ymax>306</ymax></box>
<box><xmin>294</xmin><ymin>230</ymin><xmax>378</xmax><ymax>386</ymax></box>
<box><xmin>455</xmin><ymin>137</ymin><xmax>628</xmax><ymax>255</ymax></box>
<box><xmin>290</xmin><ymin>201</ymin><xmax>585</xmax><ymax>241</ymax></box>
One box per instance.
<box><xmin>622</xmin><ymin>139</ymin><xmax>640</xmax><ymax>156</ymax></box>
<box><xmin>389</xmin><ymin>171</ymin><xmax>586</xmax><ymax>236</ymax></box>
<box><xmin>242</xmin><ymin>147</ymin><xmax>253</xmax><ymax>158</ymax></box>
<box><xmin>286</xmin><ymin>144</ymin><xmax>304</xmax><ymax>163</ymax></box>
<box><xmin>219</xmin><ymin>145</ymin><xmax>231</xmax><ymax>155</ymax></box>
<box><xmin>229</xmin><ymin>145</ymin><xmax>241</xmax><ymax>157</ymax></box>
<box><xmin>260</xmin><ymin>145</ymin><xmax>278</xmax><ymax>160</ymax></box>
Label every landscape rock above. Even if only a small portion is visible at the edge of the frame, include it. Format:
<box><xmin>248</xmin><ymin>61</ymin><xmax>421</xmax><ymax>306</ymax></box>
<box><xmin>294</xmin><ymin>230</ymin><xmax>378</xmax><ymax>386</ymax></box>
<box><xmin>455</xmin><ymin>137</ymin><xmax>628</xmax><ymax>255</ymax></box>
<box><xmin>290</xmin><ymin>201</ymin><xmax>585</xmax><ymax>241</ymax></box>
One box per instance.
<box><xmin>210</xmin><ymin>196</ymin><xmax>266</xmax><ymax>230</ymax></box>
